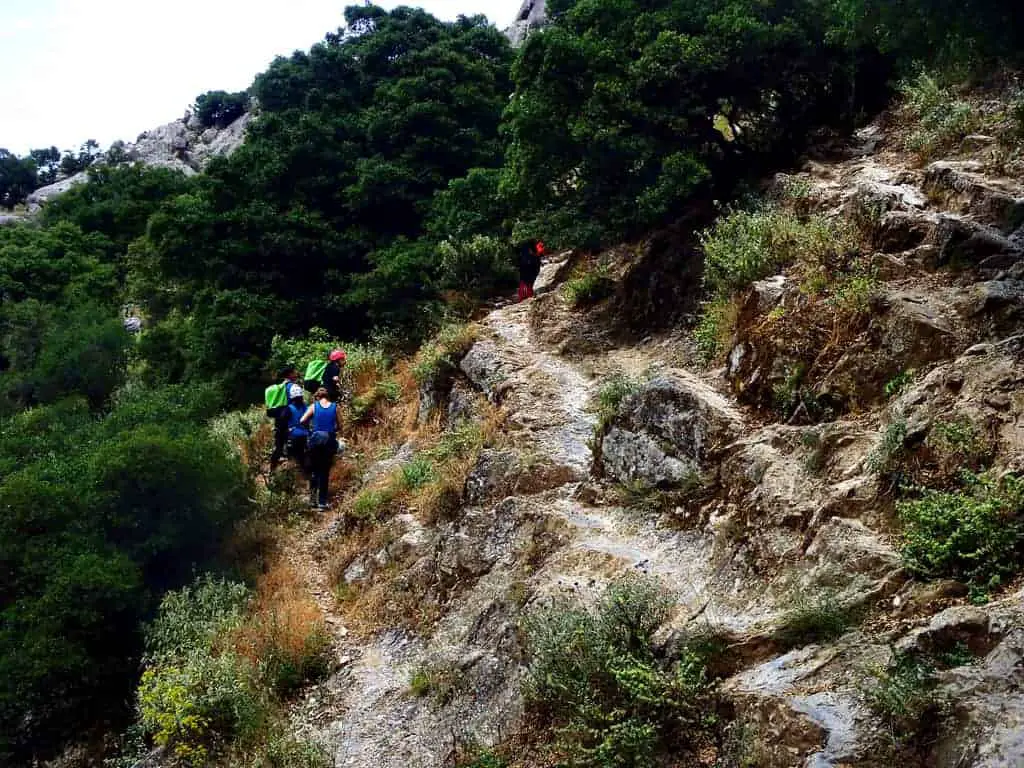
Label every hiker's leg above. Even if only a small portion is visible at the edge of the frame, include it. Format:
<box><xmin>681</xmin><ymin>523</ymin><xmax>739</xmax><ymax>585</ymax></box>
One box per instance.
<box><xmin>269</xmin><ymin>408</ymin><xmax>287</xmax><ymax>470</ymax></box>
<box><xmin>317</xmin><ymin>461</ymin><xmax>331</xmax><ymax>506</ymax></box>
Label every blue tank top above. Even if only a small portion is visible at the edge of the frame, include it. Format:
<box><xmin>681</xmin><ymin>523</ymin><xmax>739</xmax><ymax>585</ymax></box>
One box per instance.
<box><xmin>313</xmin><ymin>401</ymin><xmax>337</xmax><ymax>435</ymax></box>
<box><xmin>287</xmin><ymin>403</ymin><xmax>308</xmax><ymax>439</ymax></box>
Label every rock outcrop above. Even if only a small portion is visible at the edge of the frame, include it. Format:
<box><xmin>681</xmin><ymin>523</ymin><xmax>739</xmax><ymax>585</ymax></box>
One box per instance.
<box><xmin>505</xmin><ymin>0</ymin><xmax>547</xmax><ymax>46</ymax></box>
<box><xmin>26</xmin><ymin>110</ymin><xmax>251</xmax><ymax>212</ymax></box>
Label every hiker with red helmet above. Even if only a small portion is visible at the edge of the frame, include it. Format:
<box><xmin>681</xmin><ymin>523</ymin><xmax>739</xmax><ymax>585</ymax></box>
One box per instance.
<box><xmin>516</xmin><ymin>239</ymin><xmax>544</xmax><ymax>302</ymax></box>
<box><xmin>322</xmin><ymin>348</ymin><xmax>347</xmax><ymax>402</ymax></box>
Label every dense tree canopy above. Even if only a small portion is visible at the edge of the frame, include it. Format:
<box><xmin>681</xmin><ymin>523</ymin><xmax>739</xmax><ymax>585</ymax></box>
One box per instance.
<box><xmin>138</xmin><ymin>6</ymin><xmax>514</xmax><ymax>402</ymax></box>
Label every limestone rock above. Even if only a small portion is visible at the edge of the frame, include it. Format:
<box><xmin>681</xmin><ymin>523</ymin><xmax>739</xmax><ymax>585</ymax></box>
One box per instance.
<box><xmin>600</xmin><ymin>370</ymin><xmax>743</xmax><ymax>487</ymax></box>
<box><xmin>460</xmin><ymin>340</ymin><xmax>510</xmax><ymax>401</ymax></box>
<box><xmin>26</xmin><ymin>111</ymin><xmax>252</xmax><ymax>211</ymax></box>
<box><xmin>505</xmin><ymin>0</ymin><xmax>546</xmax><ymax>46</ymax></box>
<box><xmin>26</xmin><ymin>172</ymin><xmax>88</xmax><ymax>212</ymax></box>
<box><xmin>464</xmin><ymin>449</ymin><xmax>522</xmax><ymax>505</ymax></box>
<box><xmin>362</xmin><ymin>441</ymin><xmax>416</xmax><ymax>484</ymax></box>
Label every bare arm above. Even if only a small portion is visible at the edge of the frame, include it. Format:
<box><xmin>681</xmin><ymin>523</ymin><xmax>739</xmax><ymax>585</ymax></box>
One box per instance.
<box><xmin>299</xmin><ymin>405</ymin><xmax>315</xmax><ymax>425</ymax></box>
<box><xmin>335</xmin><ymin>406</ymin><xmax>344</xmax><ymax>432</ymax></box>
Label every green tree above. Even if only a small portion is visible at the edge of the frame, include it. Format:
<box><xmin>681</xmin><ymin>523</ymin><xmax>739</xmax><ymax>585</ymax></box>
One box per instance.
<box><xmin>29</xmin><ymin>146</ymin><xmax>62</xmax><ymax>186</ymax></box>
<box><xmin>194</xmin><ymin>89</ymin><xmax>249</xmax><ymax>128</ymax></box>
<box><xmin>0</xmin><ymin>149</ymin><xmax>37</xmax><ymax>209</ymax></box>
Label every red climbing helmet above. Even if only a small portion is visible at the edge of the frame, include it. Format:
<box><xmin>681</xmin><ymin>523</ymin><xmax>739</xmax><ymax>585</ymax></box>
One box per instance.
<box><xmin>329</xmin><ymin>348</ymin><xmax>347</xmax><ymax>362</ymax></box>
<box><xmin>535</xmin><ymin>240</ymin><xmax>545</xmax><ymax>255</ymax></box>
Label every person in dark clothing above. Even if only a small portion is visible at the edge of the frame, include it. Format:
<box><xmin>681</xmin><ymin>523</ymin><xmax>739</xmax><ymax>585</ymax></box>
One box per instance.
<box><xmin>300</xmin><ymin>387</ymin><xmax>344</xmax><ymax>510</ymax></box>
<box><xmin>269</xmin><ymin>366</ymin><xmax>304</xmax><ymax>471</ymax></box>
<box><xmin>284</xmin><ymin>393</ymin><xmax>311</xmax><ymax>472</ymax></box>
<box><xmin>516</xmin><ymin>239</ymin><xmax>544</xmax><ymax>302</ymax></box>
<box><xmin>321</xmin><ymin>348</ymin><xmax>347</xmax><ymax>402</ymax></box>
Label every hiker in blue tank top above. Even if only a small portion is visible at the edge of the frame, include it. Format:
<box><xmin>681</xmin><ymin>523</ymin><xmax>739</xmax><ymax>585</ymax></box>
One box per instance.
<box><xmin>300</xmin><ymin>387</ymin><xmax>344</xmax><ymax>510</ymax></box>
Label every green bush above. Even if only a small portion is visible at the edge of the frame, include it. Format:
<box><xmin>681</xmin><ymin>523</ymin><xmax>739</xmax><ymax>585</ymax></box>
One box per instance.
<box><xmin>694</xmin><ymin>297</ymin><xmax>737</xmax><ymax>364</ymax></box>
<box><xmin>428</xmin><ymin>421</ymin><xmax>486</xmax><ymax>463</ymax></box>
<box><xmin>593</xmin><ymin>373</ymin><xmax>642</xmax><ymax>432</ymax></box>
<box><xmin>867</xmin><ymin>419</ymin><xmax>908</xmax><ymax>476</ymax></box>
<box><xmin>522</xmin><ymin>574</ymin><xmax>715</xmax><ymax>767</ymax></box>
<box><xmin>901</xmin><ymin>73</ymin><xmax>980</xmax><ymax>158</ymax></box>
<box><xmin>145</xmin><ymin>577</ymin><xmax>250</xmax><ymax>662</ymax></box>
<box><xmin>884</xmin><ymin>370</ymin><xmax>915</xmax><ymax>399</ymax></box>
<box><xmin>700</xmin><ymin>207</ymin><xmax>854</xmax><ymax>299</ymax></box>
<box><xmin>927</xmin><ymin>417</ymin><xmax>993</xmax><ymax>471</ymax></box>
<box><xmin>437</xmin><ymin>235</ymin><xmax>517</xmax><ymax>298</ymax></box>
<box><xmin>898</xmin><ymin>472</ymin><xmax>1024</xmax><ymax>587</ymax></box>
<box><xmin>864</xmin><ymin>652</ymin><xmax>944</xmax><ymax>744</ymax></box>
<box><xmin>412</xmin><ymin>324</ymin><xmax>478</xmax><ymax>386</ymax></box>
<box><xmin>563</xmin><ymin>264</ymin><xmax>615</xmax><ymax>307</ymax></box>
<box><xmin>401</xmin><ymin>456</ymin><xmax>436</xmax><ymax>490</ymax></box>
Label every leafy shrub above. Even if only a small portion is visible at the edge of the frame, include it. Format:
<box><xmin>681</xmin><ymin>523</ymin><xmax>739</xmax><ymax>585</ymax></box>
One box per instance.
<box><xmin>563</xmin><ymin>264</ymin><xmax>615</xmax><ymax>307</ymax></box>
<box><xmin>145</xmin><ymin>577</ymin><xmax>250</xmax><ymax>661</ymax></box>
<box><xmin>412</xmin><ymin>324</ymin><xmax>479</xmax><ymax>386</ymax></box>
<box><xmin>898</xmin><ymin>472</ymin><xmax>1024</xmax><ymax>587</ymax></box>
<box><xmin>863</xmin><ymin>652</ymin><xmax>945</xmax><ymax>744</ymax></box>
<box><xmin>827</xmin><ymin>264</ymin><xmax>879</xmax><ymax>317</ymax></box>
<box><xmin>694</xmin><ymin>297</ymin><xmax>738</xmax><ymax>364</ymax></box>
<box><xmin>138</xmin><ymin>652</ymin><xmax>266</xmax><ymax>766</ymax></box>
<box><xmin>593</xmin><ymin>373</ymin><xmax>642</xmax><ymax>432</ymax></box>
<box><xmin>900</xmin><ymin>73</ymin><xmax>980</xmax><ymax>158</ymax></box>
<box><xmin>429</xmin><ymin>421</ymin><xmax>486</xmax><ymax>463</ymax></box>
<box><xmin>437</xmin><ymin>235</ymin><xmax>517</xmax><ymax>298</ymax></box>
<box><xmin>522</xmin><ymin>574</ymin><xmax>715</xmax><ymax>767</ymax></box>
<box><xmin>351</xmin><ymin>485</ymin><xmax>398</xmax><ymax>520</ymax></box>
<box><xmin>867</xmin><ymin>419</ymin><xmax>908</xmax><ymax>476</ymax></box>
<box><xmin>408</xmin><ymin>661</ymin><xmax>462</xmax><ymax>706</ymax></box>
<box><xmin>884</xmin><ymin>370</ymin><xmax>915</xmax><ymax>399</ymax></box>
<box><xmin>457</xmin><ymin>750</ymin><xmax>506</xmax><ymax>768</ymax></box>
<box><xmin>701</xmin><ymin>208</ymin><xmax>853</xmax><ymax>299</ymax></box>
<box><xmin>927</xmin><ymin>417</ymin><xmax>993</xmax><ymax>472</ymax></box>
<box><xmin>401</xmin><ymin>456</ymin><xmax>436</xmax><ymax>490</ymax></box>
<box><xmin>138</xmin><ymin>580</ymin><xmax>267</xmax><ymax>765</ymax></box>
<box><xmin>350</xmin><ymin>377</ymin><xmax>402</xmax><ymax>423</ymax></box>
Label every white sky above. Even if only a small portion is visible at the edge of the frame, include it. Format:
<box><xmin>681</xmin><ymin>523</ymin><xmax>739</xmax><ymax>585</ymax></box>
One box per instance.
<box><xmin>0</xmin><ymin>0</ymin><xmax>515</xmax><ymax>155</ymax></box>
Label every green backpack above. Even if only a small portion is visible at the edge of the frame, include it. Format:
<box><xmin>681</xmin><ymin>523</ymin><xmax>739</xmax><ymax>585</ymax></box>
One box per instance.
<box><xmin>304</xmin><ymin>359</ymin><xmax>328</xmax><ymax>390</ymax></box>
<box><xmin>264</xmin><ymin>381</ymin><xmax>287</xmax><ymax>410</ymax></box>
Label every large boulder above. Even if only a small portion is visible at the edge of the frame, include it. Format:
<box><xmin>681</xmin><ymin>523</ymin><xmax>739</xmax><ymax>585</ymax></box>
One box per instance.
<box><xmin>600</xmin><ymin>371</ymin><xmax>743</xmax><ymax>487</ymax></box>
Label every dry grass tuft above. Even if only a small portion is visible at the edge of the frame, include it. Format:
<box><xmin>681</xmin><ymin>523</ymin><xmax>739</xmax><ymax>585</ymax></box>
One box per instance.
<box><xmin>227</xmin><ymin>559</ymin><xmax>333</xmax><ymax>695</ymax></box>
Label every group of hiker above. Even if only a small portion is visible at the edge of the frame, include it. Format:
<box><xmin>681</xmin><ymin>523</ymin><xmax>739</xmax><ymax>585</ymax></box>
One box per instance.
<box><xmin>262</xmin><ymin>239</ymin><xmax>549</xmax><ymax>510</ymax></box>
<box><xmin>264</xmin><ymin>349</ymin><xmax>347</xmax><ymax>510</ymax></box>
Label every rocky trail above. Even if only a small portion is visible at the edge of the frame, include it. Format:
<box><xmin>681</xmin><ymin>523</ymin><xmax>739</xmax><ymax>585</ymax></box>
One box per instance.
<box><xmin>274</xmin><ymin>115</ymin><xmax>1024</xmax><ymax>768</ymax></box>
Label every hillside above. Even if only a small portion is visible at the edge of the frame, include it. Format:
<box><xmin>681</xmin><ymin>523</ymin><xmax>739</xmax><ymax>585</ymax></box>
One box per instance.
<box><xmin>2</xmin><ymin>1</ymin><xmax>1023</xmax><ymax>766</ymax></box>
<box><xmin>255</xmin><ymin>95</ymin><xmax>1024</xmax><ymax>767</ymax></box>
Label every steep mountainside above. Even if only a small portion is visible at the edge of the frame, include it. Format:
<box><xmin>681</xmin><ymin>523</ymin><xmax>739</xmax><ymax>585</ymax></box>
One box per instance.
<box><xmin>257</xmin><ymin>108</ymin><xmax>1024</xmax><ymax>768</ymax></box>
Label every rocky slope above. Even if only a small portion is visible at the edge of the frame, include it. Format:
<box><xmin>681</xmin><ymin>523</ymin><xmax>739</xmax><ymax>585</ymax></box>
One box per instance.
<box><xmin>271</xmin><ymin>110</ymin><xmax>1024</xmax><ymax>768</ymax></box>
<box><xmin>25</xmin><ymin>109</ymin><xmax>250</xmax><ymax>212</ymax></box>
